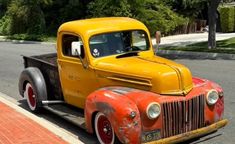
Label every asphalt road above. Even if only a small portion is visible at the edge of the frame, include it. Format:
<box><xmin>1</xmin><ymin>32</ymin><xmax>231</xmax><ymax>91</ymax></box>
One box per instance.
<box><xmin>0</xmin><ymin>41</ymin><xmax>56</xmax><ymax>100</ymax></box>
<box><xmin>0</xmin><ymin>41</ymin><xmax>234</xmax><ymax>144</ymax></box>
<box><xmin>174</xmin><ymin>59</ymin><xmax>235</xmax><ymax>144</ymax></box>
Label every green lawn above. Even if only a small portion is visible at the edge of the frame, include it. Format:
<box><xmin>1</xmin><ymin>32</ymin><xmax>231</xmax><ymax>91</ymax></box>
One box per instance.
<box><xmin>160</xmin><ymin>37</ymin><xmax>235</xmax><ymax>54</ymax></box>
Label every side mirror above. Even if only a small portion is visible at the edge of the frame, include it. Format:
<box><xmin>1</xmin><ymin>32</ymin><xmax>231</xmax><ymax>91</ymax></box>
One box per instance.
<box><xmin>155</xmin><ymin>31</ymin><xmax>161</xmax><ymax>55</ymax></box>
<box><xmin>155</xmin><ymin>31</ymin><xmax>161</xmax><ymax>44</ymax></box>
<box><xmin>71</xmin><ymin>41</ymin><xmax>81</xmax><ymax>56</ymax></box>
<box><xmin>71</xmin><ymin>41</ymin><xmax>88</xmax><ymax>69</ymax></box>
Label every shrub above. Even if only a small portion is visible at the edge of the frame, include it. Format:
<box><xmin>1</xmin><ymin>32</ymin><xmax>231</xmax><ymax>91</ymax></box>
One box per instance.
<box><xmin>219</xmin><ymin>6</ymin><xmax>234</xmax><ymax>32</ymax></box>
<box><xmin>0</xmin><ymin>0</ymin><xmax>46</xmax><ymax>35</ymax></box>
<box><xmin>234</xmin><ymin>6</ymin><xmax>235</xmax><ymax>31</ymax></box>
<box><xmin>0</xmin><ymin>15</ymin><xmax>11</xmax><ymax>35</ymax></box>
<box><xmin>7</xmin><ymin>34</ymin><xmax>47</xmax><ymax>41</ymax></box>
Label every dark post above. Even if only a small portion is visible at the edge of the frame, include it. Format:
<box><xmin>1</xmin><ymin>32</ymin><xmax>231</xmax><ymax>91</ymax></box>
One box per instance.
<box><xmin>208</xmin><ymin>0</ymin><xmax>221</xmax><ymax>49</ymax></box>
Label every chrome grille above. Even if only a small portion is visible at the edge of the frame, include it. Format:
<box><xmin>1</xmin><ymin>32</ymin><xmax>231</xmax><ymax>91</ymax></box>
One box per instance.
<box><xmin>162</xmin><ymin>94</ymin><xmax>205</xmax><ymax>138</ymax></box>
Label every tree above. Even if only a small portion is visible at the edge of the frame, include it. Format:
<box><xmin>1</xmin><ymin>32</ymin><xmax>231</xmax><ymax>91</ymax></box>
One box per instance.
<box><xmin>87</xmin><ymin>0</ymin><xmax>187</xmax><ymax>35</ymax></box>
<box><xmin>0</xmin><ymin>0</ymin><xmax>10</xmax><ymax>17</ymax></box>
<box><xmin>87</xmin><ymin>0</ymin><xmax>133</xmax><ymax>17</ymax></box>
<box><xmin>136</xmin><ymin>0</ymin><xmax>186</xmax><ymax>35</ymax></box>
<box><xmin>164</xmin><ymin>0</ymin><xmax>221</xmax><ymax>49</ymax></box>
<box><xmin>163</xmin><ymin>0</ymin><xmax>207</xmax><ymax>19</ymax></box>
<box><xmin>41</xmin><ymin>0</ymin><xmax>93</xmax><ymax>35</ymax></box>
<box><xmin>208</xmin><ymin>0</ymin><xmax>221</xmax><ymax>49</ymax></box>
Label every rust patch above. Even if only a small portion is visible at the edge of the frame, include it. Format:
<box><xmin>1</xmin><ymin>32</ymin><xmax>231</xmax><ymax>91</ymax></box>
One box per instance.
<box><xmin>100</xmin><ymin>87</ymin><xmax>134</xmax><ymax>95</ymax></box>
<box><xmin>95</xmin><ymin>102</ymin><xmax>115</xmax><ymax>115</ymax></box>
<box><xmin>215</xmin><ymin>98</ymin><xmax>224</xmax><ymax>121</ymax></box>
<box><xmin>117</xmin><ymin>116</ymin><xmax>141</xmax><ymax>143</ymax></box>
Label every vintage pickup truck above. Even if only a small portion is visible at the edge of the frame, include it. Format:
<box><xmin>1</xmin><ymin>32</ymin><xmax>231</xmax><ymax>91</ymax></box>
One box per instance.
<box><xmin>18</xmin><ymin>17</ymin><xmax>228</xmax><ymax>144</ymax></box>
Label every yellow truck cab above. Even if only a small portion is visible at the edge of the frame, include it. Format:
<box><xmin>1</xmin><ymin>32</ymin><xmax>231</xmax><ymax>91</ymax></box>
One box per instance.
<box><xmin>19</xmin><ymin>17</ymin><xmax>227</xmax><ymax>144</ymax></box>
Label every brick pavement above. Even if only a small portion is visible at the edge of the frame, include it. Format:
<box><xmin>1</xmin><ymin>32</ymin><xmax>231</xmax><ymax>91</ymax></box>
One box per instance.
<box><xmin>0</xmin><ymin>102</ymin><xmax>68</xmax><ymax>144</ymax></box>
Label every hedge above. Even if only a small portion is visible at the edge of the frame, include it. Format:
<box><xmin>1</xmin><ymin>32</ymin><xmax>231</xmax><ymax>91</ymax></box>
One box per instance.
<box><xmin>234</xmin><ymin>7</ymin><xmax>235</xmax><ymax>31</ymax></box>
<box><xmin>219</xmin><ymin>6</ymin><xmax>234</xmax><ymax>33</ymax></box>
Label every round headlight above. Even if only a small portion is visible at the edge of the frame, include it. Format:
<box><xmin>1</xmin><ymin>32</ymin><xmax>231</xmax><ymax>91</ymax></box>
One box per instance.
<box><xmin>206</xmin><ymin>89</ymin><xmax>219</xmax><ymax>105</ymax></box>
<box><xmin>146</xmin><ymin>102</ymin><xmax>161</xmax><ymax>119</ymax></box>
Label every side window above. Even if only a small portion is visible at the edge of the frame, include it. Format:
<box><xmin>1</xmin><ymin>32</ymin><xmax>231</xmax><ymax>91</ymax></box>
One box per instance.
<box><xmin>62</xmin><ymin>34</ymin><xmax>85</xmax><ymax>58</ymax></box>
<box><xmin>132</xmin><ymin>31</ymin><xmax>149</xmax><ymax>50</ymax></box>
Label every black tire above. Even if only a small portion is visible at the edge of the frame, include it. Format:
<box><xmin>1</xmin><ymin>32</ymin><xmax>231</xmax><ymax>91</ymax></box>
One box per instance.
<box><xmin>18</xmin><ymin>67</ymin><xmax>47</xmax><ymax>112</ymax></box>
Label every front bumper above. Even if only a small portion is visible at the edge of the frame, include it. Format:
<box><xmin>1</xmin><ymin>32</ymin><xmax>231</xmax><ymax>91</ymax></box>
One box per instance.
<box><xmin>144</xmin><ymin>119</ymin><xmax>228</xmax><ymax>144</ymax></box>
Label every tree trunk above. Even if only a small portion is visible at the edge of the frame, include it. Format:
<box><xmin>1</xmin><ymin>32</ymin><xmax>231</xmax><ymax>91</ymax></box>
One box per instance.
<box><xmin>208</xmin><ymin>0</ymin><xmax>221</xmax><ymax>49</ymax></box>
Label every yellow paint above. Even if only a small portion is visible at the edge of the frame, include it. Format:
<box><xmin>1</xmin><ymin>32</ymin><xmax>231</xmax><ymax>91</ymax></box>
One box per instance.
<box><xmin>57</xmin><ymin>17</ymin><xmax>193</xmax><ymax>108</ymax></box>
<box><xmin>57</xmin><ymin>32</ymin><xmax>99</xmax><ymax>108</ymax></box>
<box><xmin>94</xmin><ymin>55</ymin><xmax>193</xmax><ymax>95</ymax></box>
<box><xmin>144</xmin><ymin>119</ymin><xmax>228</xmax><ymax>144</ymax></box>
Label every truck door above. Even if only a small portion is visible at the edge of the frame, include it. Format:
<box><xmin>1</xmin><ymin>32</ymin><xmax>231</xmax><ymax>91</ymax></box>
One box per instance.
<box><xmin>57</xmin><ymin>33</ymin><xmax>99</xmax><ymax>109</ymax></box>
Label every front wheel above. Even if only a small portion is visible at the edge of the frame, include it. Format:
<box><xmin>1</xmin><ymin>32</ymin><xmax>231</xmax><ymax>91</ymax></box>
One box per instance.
<box><xmin>94</xmin><ymin>112</ymin><xmax>117</xmax><ymax>144</ymax></box>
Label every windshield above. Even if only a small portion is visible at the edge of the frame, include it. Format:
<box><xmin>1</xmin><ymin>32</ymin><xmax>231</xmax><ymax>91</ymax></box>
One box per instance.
<box><xmin>89</xmin><ymin>30</ymin><xmax>150</xmax><ymax>58</ymax></box>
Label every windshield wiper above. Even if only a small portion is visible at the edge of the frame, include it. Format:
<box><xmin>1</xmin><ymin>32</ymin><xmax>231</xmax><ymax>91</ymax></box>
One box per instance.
<box><xmin>116</xmin><ymin>51</ymin><xmax>139</xmax><ymax>58</ymax></box>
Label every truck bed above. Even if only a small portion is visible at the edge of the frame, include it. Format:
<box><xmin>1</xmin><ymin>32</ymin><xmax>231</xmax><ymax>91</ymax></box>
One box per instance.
<box><xmin>23</xmin><ymin>53</ymin><xmax>63</xmax><ymax>100</ymax></box>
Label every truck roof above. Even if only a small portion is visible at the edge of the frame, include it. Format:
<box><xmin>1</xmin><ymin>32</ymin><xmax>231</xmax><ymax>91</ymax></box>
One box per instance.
<box><xmin>58</xmin><ymin>17</ymin><xmax>149</xmax><ymax>37</ymax></box>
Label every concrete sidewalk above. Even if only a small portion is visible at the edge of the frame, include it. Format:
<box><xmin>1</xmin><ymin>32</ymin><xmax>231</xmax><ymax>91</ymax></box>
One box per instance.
<box><xmin>152</xmin><ymin>32</ymin><xmax>235</xmax><ymax>46</ymax></box>
<box><xmin>0</xmin><ymin>92</ymin><xmax>83</xmax><ymax>144</ymax></box>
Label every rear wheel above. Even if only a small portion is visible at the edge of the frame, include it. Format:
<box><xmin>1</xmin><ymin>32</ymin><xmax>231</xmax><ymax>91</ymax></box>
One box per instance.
<box><xmin>19</xmin><ymin>67</ymin><xmax>47</xmax><ymax>113</ymax></box>
<box><xmin>95</xmin><ymin>112</ymin><xmax>116</xmax><ymax>144</ymax></box>
<box><xmin>24</xmin><ymin>83</ymin><xmax>38</xmax><ymax>111</ymax></box>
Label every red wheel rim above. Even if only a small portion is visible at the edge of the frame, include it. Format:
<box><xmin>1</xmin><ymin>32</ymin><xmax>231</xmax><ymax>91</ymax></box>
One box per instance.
<box><xmin>97</xmin><ymin>115</ymin><xmax>114</xmax><ymax>144</ymax></box>
<box><xmin>24</xmin><ymin>83</ymin><xmax>36</xmax><ymax>110</ymax></box>
<box><xmin>27</xmin><ymin>84</ymin><xmax>36</xmax><ymax>108</ymax></box>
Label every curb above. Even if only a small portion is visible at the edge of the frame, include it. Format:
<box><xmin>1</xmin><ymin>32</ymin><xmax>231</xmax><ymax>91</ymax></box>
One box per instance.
<box><xmin>157</xmin><ymin>50</ymin><xmax>235</xmax><ymax>60</ymax></box>
<box><xmin>0</xmin><ymin>92</ymin><xmax>83</xmax><ymax>144</ymax></box>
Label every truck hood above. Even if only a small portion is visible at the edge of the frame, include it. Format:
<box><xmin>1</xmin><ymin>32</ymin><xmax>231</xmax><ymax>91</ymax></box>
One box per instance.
<box><xmin>94</xmin><ymin>55</ymin><xmax>193</xmax><ymax>95</ymax></box>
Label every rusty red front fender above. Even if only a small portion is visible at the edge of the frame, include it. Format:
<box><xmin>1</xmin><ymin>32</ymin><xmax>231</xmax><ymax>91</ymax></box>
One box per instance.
<box><xmin>85</xmin><ymin>87</ymin><xmax>142</xmax><ymax>143</ymax></box>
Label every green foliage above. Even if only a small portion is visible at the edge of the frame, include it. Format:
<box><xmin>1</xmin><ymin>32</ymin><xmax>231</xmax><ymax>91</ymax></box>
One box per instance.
<box><xmin>88</xmin><ymin>0</ymin><xmax>188</xmax><ymax>35</ymax></box>
<box><xmin>7</xmin><ymin>34</ymin><xmax>48</xmax><ymax>41</ymax></box>
<box><xmin>162</xmin><ymin>37</ymin><xmax>235</xmax><ymax>54</ymax></box>
<box><xmin>219</xmin><ymin>6</ymin><xmax>234</xmax><ymax>32</ymax></box>
<box><xmin>0</xmin><ymin>15</ymin><xmax>11</xmax><ymax>35</ymax></box>
<box><xmin>0</xmin><ymin>0</ymin><xmax>50</xmax><ymax>35</ymax></box>
<box><xmin>136</xmin><ymin>0</ymin><xmax>187</xmax><ymax>35</ymax></box>
<box><xmin>0</xmin><ymin>0</ymin><xmax>214</xmax><ymax>41</ymax></box>
<box><xmin>234</xmin><ymin>6</ymin><xmax>235</xmax><ymax>31</ymax></box>
<box><xmin>190</xmin><ymin>37</ymin><xmax>235</xmax><ymax>48</ymax></box>
<box><xmin>0</xmin><ymin>0</ymin><xmax>9</xmax><ymax>17</ymax></box>
<box><xmin>43</xmin><ymin>0</ymin><xmax>89</xmax><ymax>35</ymax></box>
<box><xmin>163</xmin><ymin>0</ymin><xmax>207</xmax><ymax>19</ymax></box>
<box><xmin>87</xmin><ymin>0</ymin><xmax>132</xmax><ymax>17</ymax></box>
<box><xmin>222</xmin><ymin>0</ymin><xmax>235</xmax><ymax>3</ymax></box>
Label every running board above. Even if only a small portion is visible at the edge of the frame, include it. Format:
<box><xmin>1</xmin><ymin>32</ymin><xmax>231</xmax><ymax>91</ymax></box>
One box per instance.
<box><xmin>44</xmin><ymin>104</ymin><xmax>86</xmax><ymax>130</ymax></box>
